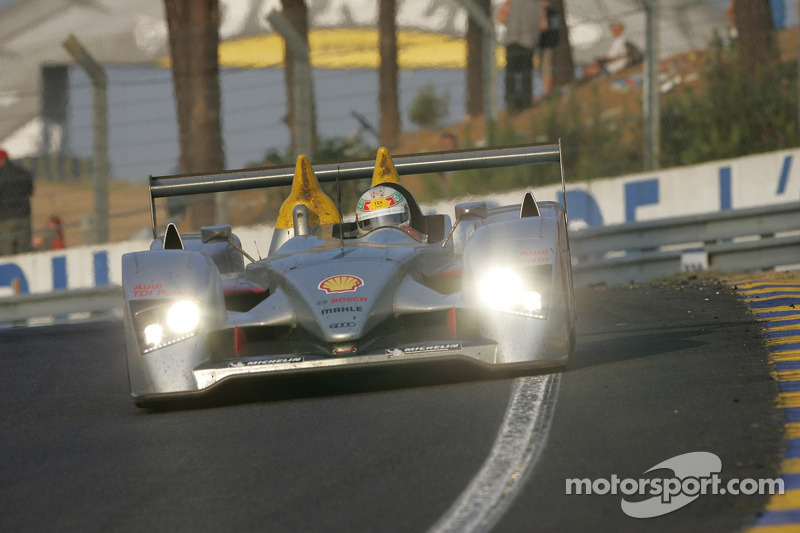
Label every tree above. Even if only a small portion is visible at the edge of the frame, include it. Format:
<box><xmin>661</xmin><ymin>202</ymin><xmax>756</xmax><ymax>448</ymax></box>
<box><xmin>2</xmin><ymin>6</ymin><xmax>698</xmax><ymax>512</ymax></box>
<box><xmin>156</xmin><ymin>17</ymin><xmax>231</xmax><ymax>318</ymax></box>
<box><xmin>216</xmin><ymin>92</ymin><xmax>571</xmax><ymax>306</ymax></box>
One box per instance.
<box><xmin>465</xmin><ymin>0</ymin><xmax>491</xmax><ymax>118</ymax></box>
<box><xmin>280</xmin><ymin>0</ymin><xmax>316</xmax><ymax>156</ymax></box>
<box><xmin>163</xmin><ymin>0</ymin><xmax>225</xmax><ymax>227</ymax></box>
<box><xmin>378</xmin><ymin>0</ymin><xmax>401</xmax><ymax>148</ymax></box>
<box><xmin>549</xmin><ymin>0</ymin><xmax>574</xmax><ymax>88</ymax></box>
<box><xmin>732</xmin><ymin>0</ymin><xmax>776</xmax><ymax>72</ymax></box>
<box><xmin>408</xmin><ymin>83</ymin><xmax>450</xmax><ymax>129</ymax></box>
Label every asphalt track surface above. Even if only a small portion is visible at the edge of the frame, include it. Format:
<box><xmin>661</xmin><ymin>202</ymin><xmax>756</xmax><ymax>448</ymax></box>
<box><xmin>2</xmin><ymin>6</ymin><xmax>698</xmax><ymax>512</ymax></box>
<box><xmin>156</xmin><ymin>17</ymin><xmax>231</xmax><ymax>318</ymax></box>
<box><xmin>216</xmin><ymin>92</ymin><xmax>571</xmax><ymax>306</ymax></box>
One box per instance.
<box><xmin>0</xmin><ymin>279</ymin><xmax>783</xmax><ymax>532</ymax></box>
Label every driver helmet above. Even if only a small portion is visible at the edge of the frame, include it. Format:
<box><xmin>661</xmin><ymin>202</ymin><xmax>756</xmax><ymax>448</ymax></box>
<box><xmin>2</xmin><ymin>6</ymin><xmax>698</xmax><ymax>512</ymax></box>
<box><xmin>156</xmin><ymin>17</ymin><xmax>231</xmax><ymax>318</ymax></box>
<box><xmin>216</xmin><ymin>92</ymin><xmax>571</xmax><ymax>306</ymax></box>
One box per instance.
<box><xmin>355</xmin><ymin>185</ymin><xmax>411</xmax><ymax>235</ymax></box>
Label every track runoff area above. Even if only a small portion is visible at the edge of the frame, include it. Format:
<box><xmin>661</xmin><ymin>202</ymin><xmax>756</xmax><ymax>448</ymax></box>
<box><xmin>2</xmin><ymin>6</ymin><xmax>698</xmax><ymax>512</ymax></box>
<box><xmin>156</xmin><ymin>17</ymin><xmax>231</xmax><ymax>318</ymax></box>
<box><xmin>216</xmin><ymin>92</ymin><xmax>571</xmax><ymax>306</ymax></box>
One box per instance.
<box><xmin>736</xmin><ymin>277</ymin><xmax>800</xmax><ymax>533</ymax></box>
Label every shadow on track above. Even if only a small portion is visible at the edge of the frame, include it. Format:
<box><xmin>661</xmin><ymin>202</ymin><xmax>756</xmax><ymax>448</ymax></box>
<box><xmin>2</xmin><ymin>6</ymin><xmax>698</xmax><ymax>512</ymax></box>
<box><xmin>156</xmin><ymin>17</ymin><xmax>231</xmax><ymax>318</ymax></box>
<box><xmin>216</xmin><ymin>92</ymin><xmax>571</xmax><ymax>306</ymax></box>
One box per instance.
<box><xmin>567</xmin><ymin>320</ymin><xmax>749</xmax><ymax>371</ymax></box>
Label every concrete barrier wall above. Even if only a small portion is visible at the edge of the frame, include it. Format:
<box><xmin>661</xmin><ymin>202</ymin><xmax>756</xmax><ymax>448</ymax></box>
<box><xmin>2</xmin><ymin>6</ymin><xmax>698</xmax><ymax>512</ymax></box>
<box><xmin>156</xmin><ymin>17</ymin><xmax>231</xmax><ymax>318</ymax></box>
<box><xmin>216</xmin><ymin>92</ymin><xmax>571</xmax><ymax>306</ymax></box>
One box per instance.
<box><xmin>2</xmin><ymin>148</ymin><xmax>798</xmax><ymax>295</ymax></box>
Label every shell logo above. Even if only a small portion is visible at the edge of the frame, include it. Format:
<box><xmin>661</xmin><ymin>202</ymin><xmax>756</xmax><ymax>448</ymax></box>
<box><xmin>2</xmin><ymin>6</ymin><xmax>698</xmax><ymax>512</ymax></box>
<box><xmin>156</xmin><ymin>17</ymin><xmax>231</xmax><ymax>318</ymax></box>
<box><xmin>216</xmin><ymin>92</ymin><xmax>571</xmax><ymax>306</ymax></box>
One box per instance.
<box><xmin>318</xmin><ymin>275</ymin><xmax>364</xmax><ymax>294</ymax></box>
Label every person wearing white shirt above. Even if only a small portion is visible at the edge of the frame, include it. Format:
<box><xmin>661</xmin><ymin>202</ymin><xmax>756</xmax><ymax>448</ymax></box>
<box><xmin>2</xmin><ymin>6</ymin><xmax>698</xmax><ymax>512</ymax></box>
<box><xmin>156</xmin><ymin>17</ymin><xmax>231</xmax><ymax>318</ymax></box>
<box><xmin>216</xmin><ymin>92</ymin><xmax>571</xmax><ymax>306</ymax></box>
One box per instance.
<box><xmin>583</xmin><ymin>21</ymin><xmax>642</xmax><ymax>78</ymax></box>
<box><xmin>604</xmin><ymin>21</ymin><xmax>629</xmax><ymax>74</ymax></box>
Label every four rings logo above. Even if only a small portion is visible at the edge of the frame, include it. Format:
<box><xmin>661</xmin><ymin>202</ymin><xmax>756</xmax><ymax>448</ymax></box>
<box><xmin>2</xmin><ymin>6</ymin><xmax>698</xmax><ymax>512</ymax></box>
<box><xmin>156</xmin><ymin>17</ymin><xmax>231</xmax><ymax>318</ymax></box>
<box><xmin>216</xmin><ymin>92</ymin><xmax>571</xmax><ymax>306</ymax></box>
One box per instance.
<box><xmin>329</xmin><ymin>322</ymin><xmax>356</xmax><ymax>329</ymax></box>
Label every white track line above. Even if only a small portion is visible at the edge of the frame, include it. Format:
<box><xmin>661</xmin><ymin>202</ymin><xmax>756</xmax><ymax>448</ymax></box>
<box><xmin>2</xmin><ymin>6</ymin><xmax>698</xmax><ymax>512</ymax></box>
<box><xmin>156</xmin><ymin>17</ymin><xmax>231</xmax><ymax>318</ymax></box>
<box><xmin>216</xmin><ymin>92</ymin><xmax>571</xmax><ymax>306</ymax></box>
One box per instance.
<box><xmin>429</xmin><ymin>374</ymin><xmax>561</xmax><ymax>533</ymax></box>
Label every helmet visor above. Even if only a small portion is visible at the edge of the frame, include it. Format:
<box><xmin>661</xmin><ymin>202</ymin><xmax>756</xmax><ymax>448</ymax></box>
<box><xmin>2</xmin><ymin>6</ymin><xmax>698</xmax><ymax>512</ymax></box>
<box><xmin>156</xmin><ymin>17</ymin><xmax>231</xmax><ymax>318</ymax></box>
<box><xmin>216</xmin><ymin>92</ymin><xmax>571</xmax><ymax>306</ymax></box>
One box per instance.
<box><xmin>356</xmin><ymin>205</ymin><xmax>410</xmax><ymax>234</ymax></box>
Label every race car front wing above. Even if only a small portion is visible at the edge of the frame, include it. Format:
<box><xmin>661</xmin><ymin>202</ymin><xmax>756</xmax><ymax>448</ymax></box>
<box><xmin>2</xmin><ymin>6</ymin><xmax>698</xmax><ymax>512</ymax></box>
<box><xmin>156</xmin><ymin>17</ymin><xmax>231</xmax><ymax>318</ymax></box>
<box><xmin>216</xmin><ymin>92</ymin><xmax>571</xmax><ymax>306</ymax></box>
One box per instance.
<box><xmin>191</xmin><ymin>339</ymin><xmax>499</xmax><ymax>390</ymax></box>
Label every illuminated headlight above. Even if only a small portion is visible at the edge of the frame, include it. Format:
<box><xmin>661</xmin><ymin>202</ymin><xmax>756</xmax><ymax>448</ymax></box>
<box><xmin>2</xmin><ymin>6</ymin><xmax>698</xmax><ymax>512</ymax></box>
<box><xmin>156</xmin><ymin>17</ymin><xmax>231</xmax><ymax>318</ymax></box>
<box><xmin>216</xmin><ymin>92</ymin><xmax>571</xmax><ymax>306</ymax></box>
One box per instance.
<box><xmin>478</xmin><ymin>267</ymin><xmax>545</xmax><ymax>318</ymax></box>
<box><xmin>166</xmin><ymin>300</ymin><xmax>201</xmax><ymax>333</ymax></box>
<box><xmin>143</xmin><ymin>324</ymin><xmax>164</xmax><ymax>347</ymax></box>
<box><xmin>131</xmin><ymin>299</ymin><xmax>202</xmax><ymax>353</ymax></box>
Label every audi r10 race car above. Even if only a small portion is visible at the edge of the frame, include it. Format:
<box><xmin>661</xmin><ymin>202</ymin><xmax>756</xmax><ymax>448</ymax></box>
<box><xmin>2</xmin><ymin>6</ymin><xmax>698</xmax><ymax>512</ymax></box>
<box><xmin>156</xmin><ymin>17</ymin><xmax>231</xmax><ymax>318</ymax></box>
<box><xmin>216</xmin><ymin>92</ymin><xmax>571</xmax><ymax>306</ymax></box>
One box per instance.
<box><xmin>121</xmin><ymin>143</ymin><xmax>576</xmax><ymax>407</ymax></box>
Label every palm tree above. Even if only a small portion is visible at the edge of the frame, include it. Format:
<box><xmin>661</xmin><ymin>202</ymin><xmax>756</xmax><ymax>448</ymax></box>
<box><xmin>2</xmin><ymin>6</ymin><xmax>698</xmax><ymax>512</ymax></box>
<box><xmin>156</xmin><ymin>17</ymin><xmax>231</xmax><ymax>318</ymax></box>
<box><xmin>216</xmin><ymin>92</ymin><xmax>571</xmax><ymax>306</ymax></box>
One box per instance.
<box><xmin>163</xmin><ymin>0</ymin><xmax>225</xmax><ymax>227</ymax></box>
<box><xmin>732</xmin><ymin>0</ymin><xmax>776</xmax><ymax>71</ymax></box>
<box><xmin>281</xmin><ymin>0</ymin><xmax>317</xmax><ymax>155</ymax></box>
<box><xmin>465</xmin><ymin>0</ymin><xmax>491</xmax><ymax>118</ymax></box>
<box><xmin>379</xmin><ymin>0</ymin><xmax>401</xmax><ymax>148</ymax></box>
<box><xmin>549</xmin><ymin>0</ymin><xmax>574</xmax><ymax>88</ymax></box>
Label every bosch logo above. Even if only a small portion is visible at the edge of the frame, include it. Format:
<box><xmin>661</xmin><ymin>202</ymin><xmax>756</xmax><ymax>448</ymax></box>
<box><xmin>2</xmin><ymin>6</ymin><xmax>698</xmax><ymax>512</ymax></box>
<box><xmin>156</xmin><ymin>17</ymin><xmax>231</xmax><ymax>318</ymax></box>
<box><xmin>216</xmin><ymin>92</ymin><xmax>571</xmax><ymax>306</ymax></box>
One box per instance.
<box><xmin>329</xmin><ymin>322</ymin><xmax>356</xmax><ymax>329</ymax></box>
<box><xmin>332</xmin><ymin>296</ymin><xmax>367</xmax><ymax>303</ymax></box>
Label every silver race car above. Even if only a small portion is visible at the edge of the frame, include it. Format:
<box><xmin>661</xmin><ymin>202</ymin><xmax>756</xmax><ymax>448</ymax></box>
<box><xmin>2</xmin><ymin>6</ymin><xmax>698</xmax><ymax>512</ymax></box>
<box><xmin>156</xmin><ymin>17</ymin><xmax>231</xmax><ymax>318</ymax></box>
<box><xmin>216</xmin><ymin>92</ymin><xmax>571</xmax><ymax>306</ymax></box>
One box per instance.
<box><xmin>122</xmin><ymin>143</ymin><xmax>576</xmax><ymax>407</ymax></box>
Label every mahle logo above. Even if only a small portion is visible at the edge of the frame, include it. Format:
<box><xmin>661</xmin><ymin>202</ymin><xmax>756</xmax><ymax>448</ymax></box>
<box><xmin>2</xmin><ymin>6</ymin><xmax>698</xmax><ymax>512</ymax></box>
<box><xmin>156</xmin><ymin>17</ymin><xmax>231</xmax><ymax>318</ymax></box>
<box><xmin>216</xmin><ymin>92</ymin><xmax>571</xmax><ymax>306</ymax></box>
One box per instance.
<box><xmin>566</xmin><ymin>451</ymin><xmax>784</xmax><ymax>519</ymax></box>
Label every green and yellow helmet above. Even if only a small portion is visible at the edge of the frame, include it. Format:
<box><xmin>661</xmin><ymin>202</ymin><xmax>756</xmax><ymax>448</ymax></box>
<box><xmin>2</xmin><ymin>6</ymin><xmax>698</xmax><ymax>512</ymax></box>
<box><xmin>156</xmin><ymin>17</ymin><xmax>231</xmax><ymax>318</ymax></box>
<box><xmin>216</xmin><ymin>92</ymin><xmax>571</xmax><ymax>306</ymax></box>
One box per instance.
<box><xmin>355</xmin><ymin>185</ymin><xmax>411</xmax><ymax>236</ymax></box>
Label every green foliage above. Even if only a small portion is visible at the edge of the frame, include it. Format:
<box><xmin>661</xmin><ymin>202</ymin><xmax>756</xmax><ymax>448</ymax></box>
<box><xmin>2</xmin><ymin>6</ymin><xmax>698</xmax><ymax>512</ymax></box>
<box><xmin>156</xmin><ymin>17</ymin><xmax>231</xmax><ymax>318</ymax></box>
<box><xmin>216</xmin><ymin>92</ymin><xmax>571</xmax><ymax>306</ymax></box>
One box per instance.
<box><xmin>408</xmin><ymin>84</ymin><xmax>450</xmax><ymax>129</ymax></box>
<box><xmin>424</xmin><ymin>38</ymin><xmax>799</xmax><ymax>203</ymax></box>
<box><xmin>261</xmin><ymin>132</ymin><xmax>375</xmax><ymax>167</ymax></box>
<box><xmin>661</xmin><ymin>38</ymin><xmax>798</xmax><ymax>167</ymax></box>
<box><xmin>536</xmin><ymin>86</ymin><xmax>642</xmax><ymax>182</ymax></box>
<box><xmin>426</xmin><ymin>87</ymin><xmax>643</xmax><ymax>202</ymax></box>
<box><xmin>312</xmin><ymin>132</ymin><xmax>375</xmax><ymax>162</ymax></box>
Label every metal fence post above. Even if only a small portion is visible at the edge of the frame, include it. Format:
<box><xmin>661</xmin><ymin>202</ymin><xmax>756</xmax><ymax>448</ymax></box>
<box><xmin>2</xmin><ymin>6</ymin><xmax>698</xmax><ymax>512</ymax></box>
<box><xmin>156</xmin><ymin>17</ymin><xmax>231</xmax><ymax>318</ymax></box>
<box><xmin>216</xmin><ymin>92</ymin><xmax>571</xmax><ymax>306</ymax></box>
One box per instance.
<box><xmin>643</xmin><ymin>0</ymin><xmax>661</xmax><ymax>171</ymax></box>
<box><xmin>63</xmin><ymin>34</ymin><xmax>109</xmax><ymax>244</ymax></box>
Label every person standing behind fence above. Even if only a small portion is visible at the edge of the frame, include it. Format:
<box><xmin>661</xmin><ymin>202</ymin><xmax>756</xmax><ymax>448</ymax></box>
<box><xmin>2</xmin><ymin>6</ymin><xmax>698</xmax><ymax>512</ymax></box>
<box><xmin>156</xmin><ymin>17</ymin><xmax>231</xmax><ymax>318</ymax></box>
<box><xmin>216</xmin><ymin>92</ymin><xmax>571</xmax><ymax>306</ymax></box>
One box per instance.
<box><xmin>33</xmin><ymin>215</ymin><xmax>65</xmax><ymax>251</ymax></box>
<box><xmin>0</xmin><ymin>149</ymin><xmax>34</xmax><ymax>256</ymax></box>
<box><xmin>583</xmin><ymin>21</ymin><xmax>643</xmax><ymax>79</ymax></box>
<box><xmin>497</xmin><ymin>0</ymin><xmax>545</xmax><ymax>115</ymax></box>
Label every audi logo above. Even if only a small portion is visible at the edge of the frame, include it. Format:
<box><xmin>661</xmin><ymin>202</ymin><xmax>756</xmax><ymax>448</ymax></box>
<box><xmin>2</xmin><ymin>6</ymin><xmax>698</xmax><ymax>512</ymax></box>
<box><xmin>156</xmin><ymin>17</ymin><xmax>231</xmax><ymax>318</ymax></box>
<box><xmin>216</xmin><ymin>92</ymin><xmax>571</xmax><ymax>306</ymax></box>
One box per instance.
<box><xmin>329</xmin><ymin>322</ymin><xmax>356</xmax><ymax>329</ymax></box>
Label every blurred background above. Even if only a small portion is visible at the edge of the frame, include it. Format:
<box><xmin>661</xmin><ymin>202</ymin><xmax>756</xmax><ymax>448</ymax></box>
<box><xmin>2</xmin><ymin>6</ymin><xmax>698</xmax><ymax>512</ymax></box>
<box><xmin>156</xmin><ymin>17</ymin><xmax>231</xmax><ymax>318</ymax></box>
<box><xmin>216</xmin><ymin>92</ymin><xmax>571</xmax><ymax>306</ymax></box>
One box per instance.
<box><xmin>0</xmin><ymin>0</ymin><xmax>795</xmax><ymax>250</ymax></box>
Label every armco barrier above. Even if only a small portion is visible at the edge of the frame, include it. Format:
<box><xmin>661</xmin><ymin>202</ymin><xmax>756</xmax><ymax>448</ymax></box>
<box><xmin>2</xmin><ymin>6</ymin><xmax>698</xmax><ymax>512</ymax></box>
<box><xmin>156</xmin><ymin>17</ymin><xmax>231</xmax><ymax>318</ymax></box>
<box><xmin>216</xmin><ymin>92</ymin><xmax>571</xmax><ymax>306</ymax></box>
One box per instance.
<box><xmin>0</xmin><ymin>285</ymin><xmax>122</xmax><ymax>325</ymax></box>
<box><xmin>570</xmin><ymin>201</ymin><xmax>800</xmax><ymax>258</ymax></box>
<box><xmin>572</xmin><ymin>234</ymin><xmax>800</xmax><ymax>287</ymax></box>
<box><xmin>571</xmin><ymin>201</ymin><xmax>800</xmax><ymax>287</ymax></box>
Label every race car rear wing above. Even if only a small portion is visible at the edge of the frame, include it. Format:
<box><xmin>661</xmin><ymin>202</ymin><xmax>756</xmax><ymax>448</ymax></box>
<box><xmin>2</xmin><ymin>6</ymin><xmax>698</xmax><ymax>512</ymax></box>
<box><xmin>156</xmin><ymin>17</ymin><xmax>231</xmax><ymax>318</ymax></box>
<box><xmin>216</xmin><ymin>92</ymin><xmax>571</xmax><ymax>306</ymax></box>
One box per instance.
<box><xmin>147</xmin><ymin>141</ymin><xmax>565</xmax><ymax>238</ymax></box>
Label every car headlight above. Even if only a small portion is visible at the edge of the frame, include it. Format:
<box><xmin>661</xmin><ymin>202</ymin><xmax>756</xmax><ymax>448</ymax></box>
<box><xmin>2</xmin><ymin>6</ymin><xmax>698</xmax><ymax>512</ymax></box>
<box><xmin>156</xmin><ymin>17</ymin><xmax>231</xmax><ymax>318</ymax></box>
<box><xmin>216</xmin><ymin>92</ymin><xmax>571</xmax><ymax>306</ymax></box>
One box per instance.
<box><xmin>166</xmin><ymin>300</ymin><xmax>201</xmax><ymax>333</ymax></box>
<box><xmin>478</xmin><ymin>267</ymin><xmax>546</xmax><ymax>318</ymax></box>
<box><xmin>143</xmin><ymin>323</ymin><xmax>164</xmax><ymax>347</ymax></box>
<box><xmin>130</xmin><ymin>299</ymin><xmax>202</xmax><ymax>353</ymax></box>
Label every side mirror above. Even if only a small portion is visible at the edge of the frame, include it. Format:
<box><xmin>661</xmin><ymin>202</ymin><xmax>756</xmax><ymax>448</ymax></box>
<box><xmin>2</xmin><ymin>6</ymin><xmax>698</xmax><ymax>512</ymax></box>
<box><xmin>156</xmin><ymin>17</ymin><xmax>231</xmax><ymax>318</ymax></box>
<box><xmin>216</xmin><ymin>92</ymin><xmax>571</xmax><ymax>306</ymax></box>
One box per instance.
<box><xmin>454</xmin><ymin>202</ymin><xmax>489</xmax><ymax>220</ymax></box>
<box><xmin>442</xmin><ymin>202</ymin><xmax>490</xmax><ymax>248</ymax></box>
<box><xmin>201</xmin><ymin>224</ymin><xmax>256</xmax><ymax>263</ymax></box>
<box><xmin>201</xmin><ymin>225</ymin><xmax>233</xmax><ymax>243</ymax></box>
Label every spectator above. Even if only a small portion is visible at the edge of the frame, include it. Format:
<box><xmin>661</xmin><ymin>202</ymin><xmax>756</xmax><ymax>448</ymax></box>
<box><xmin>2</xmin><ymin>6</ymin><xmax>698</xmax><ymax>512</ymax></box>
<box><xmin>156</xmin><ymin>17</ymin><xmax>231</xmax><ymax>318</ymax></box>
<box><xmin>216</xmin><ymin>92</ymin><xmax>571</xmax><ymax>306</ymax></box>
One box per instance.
<box><xmin>497</xmin><ymin>0</ymin><xmax>546</xmax><ymax>115</ymax></box>
<box><xmin>34</xmin><ymin>215</ymin><xmax>65</xmax><ymax>250</ymax></box>
<box><xmin>583</xmin><ymin>21</ymin><xmax>643</xmax><ymax>79</ymax></box>
<box><xmin>726</xmin><ymin>1</ymin><xmax>738</xmax><ymax>40</ymax></box>
<box><xmin>0</xmin><ymin>149</ymin><xmax>34</xmax><ymax>256</ymax></box>
<box><xmin>539</xmin><ymin>47</ymin><xmax>554</xmax><ymax>100</ymax></box>
<box><xmin>538</xmin><ymin>0</ymin><xmax>558</xmax><ymax>99</ymax></box>
<box><xmin>440</xmin><ymin>131</ymin><xmax>457</xmax><ymax>151</ymax></box>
